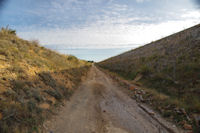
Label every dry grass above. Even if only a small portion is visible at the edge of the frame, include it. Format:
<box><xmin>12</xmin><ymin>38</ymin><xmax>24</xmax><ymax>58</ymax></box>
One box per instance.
<box><xmin>0</xmin><ymin>27</ymin><xmax>91</xmax><ymax>133</ymax></box>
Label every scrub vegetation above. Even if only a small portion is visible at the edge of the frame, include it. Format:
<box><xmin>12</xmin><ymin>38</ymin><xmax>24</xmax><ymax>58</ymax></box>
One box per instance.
<box><xmin>0</xmin><ymin>27</ymin><xmax>91</xmax><ymax>133</ymax></box>
<box><xmin>98</xmin><ymin>24</ymin><xmax>200</xmax><ymax>132</ymax></box>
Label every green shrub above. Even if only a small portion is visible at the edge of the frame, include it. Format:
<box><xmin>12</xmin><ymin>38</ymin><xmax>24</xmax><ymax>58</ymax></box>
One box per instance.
<box><xmin>44</xmin><ymin>89</ymin><xmax>63</xmax><ymax>100</ymax></box>
<box><xmin>12</xmin><ymin>80</ymin><xmax>26</xmax><ymax>93</ymax></box>
<box><xmin>39</xmin><ymin>72</ymin><xmax>57</xmax><ymax>87</ymax></box>
<box><xmin>138</xmin><ymin>65</ymin><xmax>152</xmax><ymax>75</ymax></box>
<box><xmin>67</xmin><ymin>55</ymin><xmax>78</xmax><ymax>61</ymax></box>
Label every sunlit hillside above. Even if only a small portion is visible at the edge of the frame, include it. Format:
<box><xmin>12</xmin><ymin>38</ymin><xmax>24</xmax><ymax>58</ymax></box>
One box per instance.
<box><xmin>0</xmin><ymin>27</ymin><xmax>91</xmax><ymax>133</ymax></box>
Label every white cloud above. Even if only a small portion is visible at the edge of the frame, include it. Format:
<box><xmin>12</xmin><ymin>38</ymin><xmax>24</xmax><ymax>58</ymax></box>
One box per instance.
<box><xmin>181</xmin><ymin>10</ymin><xmax>200</xmax><ymax>19</ymax></box>
<box><xmin>135</xmin><ymin>0</ymin><xmax>150</xmax><ymax>3</ymax></box>
<box><xmin>18</xmin><ymin>16</ymin><xmax>200</xmax><ymax>49</ymax></box>
<box><xmin>17</xmin><ymin>1</ymin><xmax>200</xmax><ymax>49</ymax></box>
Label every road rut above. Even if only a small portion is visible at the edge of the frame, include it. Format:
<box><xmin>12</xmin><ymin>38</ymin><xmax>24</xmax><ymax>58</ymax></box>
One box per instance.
<box><xmin>44</xmin><ymin>66</ymin><xmax>183</xmax><ymax>133</ymax></box>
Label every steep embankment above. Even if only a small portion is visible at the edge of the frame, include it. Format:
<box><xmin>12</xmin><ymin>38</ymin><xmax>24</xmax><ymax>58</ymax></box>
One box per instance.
<box><xmin>0</xmin><ymin>28</ymin><xmax>91</xmax><ymax>133</ymax></box>
<box><xmin>98</xmin><ymin>24</ymin><xmax>200</xmax><ymax>131</ymax></box>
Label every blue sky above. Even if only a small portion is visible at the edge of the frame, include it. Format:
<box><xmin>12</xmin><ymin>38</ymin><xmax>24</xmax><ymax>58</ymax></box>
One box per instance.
<box><xmin>0</xmin><ymin>0</ymin><xmax>200</xmax><ymax>49</ymax></box>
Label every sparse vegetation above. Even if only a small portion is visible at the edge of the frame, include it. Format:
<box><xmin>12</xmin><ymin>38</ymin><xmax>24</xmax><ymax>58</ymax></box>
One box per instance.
<box><xmin>98</xmin><ymin>24</ymin><xmax>200</xmax><ymax>132</ymax></box>
<box><xmin>0</xmin><ymin>27</ymin><xmax>91</xmax><ymax>132</ymax></box>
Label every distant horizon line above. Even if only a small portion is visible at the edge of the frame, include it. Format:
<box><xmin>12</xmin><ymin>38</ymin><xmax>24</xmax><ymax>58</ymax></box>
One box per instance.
<box><xmin>43</xmin><ymin>44</ymin><xmax>142</xmax><ymax>50</ymax></box>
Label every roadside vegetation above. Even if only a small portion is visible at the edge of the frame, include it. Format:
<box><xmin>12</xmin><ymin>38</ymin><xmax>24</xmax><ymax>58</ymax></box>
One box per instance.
<box><xmin>0</xmin><ymin>27</ymin><xmax>91</xmax><ymax>133</ymax></box>
<box><xmin>98</xmin><ymin>24</ymin><xmax>200</xmax><ymax>132</ymax></box>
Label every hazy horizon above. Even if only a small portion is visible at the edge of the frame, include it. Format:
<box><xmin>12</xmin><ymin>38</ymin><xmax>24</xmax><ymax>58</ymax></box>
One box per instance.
<box><xmin>0</xmin><ymin>0</ymin><xmax>200</xmax><ymax>61</ymax></box>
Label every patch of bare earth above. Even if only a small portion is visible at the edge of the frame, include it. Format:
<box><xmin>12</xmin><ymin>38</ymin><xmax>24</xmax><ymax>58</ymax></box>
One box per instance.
<box><xmin>44</xmin><ymin>66</ymin><xmax>184</xmax><ymax>133</ymax></box>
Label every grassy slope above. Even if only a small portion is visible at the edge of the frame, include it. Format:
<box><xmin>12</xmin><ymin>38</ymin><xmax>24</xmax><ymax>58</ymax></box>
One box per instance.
<box><xmin>98</xmin><ymin>24</ymin><xmax>200</xmax><ymax>130</ymax></box>
<box><xmin>0</xmin><ymin>28</ymin><xmax>91</xmax><ymax>133</ymax></box>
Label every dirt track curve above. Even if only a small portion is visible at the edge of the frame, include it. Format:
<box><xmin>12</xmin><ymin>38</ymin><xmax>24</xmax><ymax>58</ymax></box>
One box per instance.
<box><xmin>44</xmin><ymin>65</ymin><xmax>183</xmax><ymax>133</ymax></box>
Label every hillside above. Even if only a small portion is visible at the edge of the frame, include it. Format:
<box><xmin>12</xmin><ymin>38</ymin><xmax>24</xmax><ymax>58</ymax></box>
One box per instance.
<box><xmin>0</xmin><ymin>27</ymin><xmax>91</xmax><ymax>133</ymax></box>
<box><xmin>98</xmin><ymin>24</ymin><xmax>200</xmax><ymax>131</ymax></box>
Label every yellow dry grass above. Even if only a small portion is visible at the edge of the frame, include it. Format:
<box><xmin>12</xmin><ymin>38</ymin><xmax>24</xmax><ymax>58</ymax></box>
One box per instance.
<box><xmin>0</xmin><ymin>112</ymin><xmax>2</xmax><ymax>120</ymax></box>
<box><xmin>0</xmin><ymin>27</ymin><xmax>92</xmax><ymax>132</ymax></box>
<box><xmin>39</xmin><ymin>103</ymin><xmax>50</xmax><ymax>110</ymax></box>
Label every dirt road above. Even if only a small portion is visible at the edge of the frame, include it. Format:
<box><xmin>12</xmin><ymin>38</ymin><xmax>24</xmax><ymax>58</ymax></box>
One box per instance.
<box><xmin>44</xmin><ymin>66</ymin><xmax>183</xmax><ymax>133</ymax></box>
